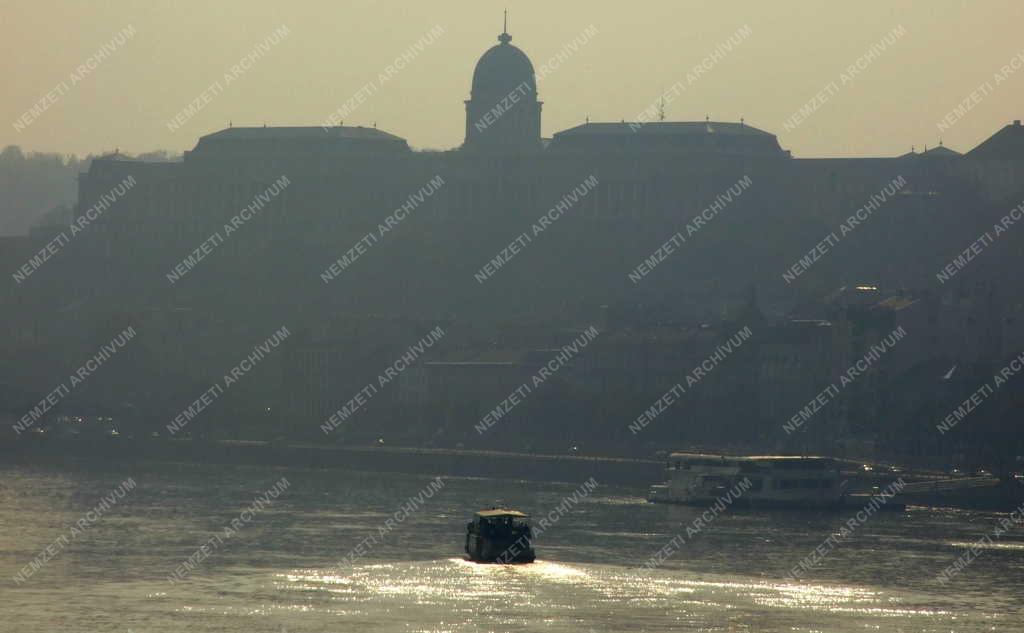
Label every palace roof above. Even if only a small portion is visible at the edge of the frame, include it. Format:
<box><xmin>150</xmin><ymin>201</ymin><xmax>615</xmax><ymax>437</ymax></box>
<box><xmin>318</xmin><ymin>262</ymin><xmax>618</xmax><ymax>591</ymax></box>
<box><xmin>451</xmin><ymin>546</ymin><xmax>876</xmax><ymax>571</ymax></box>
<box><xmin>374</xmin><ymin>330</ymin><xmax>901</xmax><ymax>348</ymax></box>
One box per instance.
<box><xmin>967</xmin><ymin>120</ymin><xmax>1024</xmax><ymax>160</ymax></box>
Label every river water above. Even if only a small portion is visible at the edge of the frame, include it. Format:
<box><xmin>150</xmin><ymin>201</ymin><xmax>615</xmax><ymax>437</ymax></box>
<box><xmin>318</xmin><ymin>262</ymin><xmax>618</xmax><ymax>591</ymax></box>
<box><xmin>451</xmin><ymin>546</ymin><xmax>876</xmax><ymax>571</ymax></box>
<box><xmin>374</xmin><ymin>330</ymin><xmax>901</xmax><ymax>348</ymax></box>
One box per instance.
<box><xmin>2</xmin><ymin>460</ymin><xmax>1022</xmax><ymax>632</ymax></box>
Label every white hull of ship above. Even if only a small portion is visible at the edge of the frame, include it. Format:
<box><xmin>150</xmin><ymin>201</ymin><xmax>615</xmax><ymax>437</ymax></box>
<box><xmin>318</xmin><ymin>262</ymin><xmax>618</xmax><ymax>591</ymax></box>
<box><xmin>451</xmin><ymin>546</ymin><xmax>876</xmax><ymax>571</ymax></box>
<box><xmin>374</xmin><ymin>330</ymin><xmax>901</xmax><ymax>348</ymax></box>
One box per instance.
<box><xmin>647</xmin><ymin>453</ymin><xmax>846</xmax><ymax>510</ymax></box>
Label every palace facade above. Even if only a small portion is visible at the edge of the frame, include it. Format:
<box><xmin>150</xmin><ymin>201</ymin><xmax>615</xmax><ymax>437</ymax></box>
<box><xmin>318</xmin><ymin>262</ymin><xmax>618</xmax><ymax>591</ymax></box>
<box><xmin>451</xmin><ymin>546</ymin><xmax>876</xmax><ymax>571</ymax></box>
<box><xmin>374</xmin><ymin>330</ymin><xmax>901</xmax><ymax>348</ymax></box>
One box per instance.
<box><xmin>5</xmin><ymin>25</ymin><xmax>1024</xmax><ymax>459</ymax></box>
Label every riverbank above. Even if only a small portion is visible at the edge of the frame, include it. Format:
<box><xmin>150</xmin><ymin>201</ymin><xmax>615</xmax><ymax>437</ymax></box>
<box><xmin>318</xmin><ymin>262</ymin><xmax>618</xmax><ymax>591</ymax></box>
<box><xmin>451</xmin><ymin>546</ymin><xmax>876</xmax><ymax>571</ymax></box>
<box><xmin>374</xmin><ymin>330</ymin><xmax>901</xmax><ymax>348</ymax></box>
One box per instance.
<box><xmin>2</xmin><ymin>437</ymin><xmax>663</xmax><ymax>487</ymax></box>
<box><xmin>7</xmin><ymin>438</ymin><xmax>1023</xmax><ymax>510</ymax></box>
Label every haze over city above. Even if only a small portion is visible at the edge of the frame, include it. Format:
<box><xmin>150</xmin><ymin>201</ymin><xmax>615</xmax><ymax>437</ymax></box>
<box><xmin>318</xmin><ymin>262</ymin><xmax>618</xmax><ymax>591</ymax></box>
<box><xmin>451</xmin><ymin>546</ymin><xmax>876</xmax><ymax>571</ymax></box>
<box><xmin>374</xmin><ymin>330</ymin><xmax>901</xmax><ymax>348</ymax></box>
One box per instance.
<box><xmin>3</xmin><ymin>0</ymin><xmax>1024</xmax><ymax>157</ymax></box>
<box><xmin>4</xmin><ymin>2</ymin><xmax>1024</xmax><ymax>632</ymax></box>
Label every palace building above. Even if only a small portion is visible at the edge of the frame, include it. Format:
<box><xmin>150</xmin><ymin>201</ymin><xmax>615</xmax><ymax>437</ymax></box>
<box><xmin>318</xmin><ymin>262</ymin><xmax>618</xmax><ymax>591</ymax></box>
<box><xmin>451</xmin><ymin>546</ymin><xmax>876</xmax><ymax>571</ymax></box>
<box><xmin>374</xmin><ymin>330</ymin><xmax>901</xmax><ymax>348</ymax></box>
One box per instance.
<box><xmin>7</xmin><ymin>23</ymin><xmax>1023</xmax><ymax>450</ymax></box>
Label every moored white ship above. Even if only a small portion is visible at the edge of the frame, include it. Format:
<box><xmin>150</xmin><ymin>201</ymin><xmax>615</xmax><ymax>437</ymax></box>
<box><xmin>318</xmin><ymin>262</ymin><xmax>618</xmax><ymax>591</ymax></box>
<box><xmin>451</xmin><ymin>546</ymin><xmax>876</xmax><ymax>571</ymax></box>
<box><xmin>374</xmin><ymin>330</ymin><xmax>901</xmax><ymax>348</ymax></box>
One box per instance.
<box><xmin>648</xmin><ymin>452</ymin><xmax>846</xmax><ymax>509</ymax></box>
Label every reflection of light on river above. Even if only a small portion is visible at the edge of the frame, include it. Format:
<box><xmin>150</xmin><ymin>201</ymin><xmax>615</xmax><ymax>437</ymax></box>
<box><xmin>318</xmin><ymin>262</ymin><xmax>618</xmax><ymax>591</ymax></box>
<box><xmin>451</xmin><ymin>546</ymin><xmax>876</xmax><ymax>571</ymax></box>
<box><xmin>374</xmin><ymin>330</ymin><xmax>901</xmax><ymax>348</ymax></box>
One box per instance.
<box><xmin>279</xmin><ymin>560</ymin><xmax>964</xmax><ymax>626</ymax></box>
<box><xmin>626</xmin><ymin>572</ymin><xmax>957</xmax><ymax>621</ymax></box>
<box><xmin>946</xmin><ymin>540</ymin><xmax>1024</xmax><ymax>551</ymax></box>
<box><xmin>279</xmin><ymin>558</ymin><xmax>594</xmax><ymax>609</ymax></box>
<box><xmin>450</xmin><ymin>557</ymin><xmax>588</xmax><ymax>582</ymax></box>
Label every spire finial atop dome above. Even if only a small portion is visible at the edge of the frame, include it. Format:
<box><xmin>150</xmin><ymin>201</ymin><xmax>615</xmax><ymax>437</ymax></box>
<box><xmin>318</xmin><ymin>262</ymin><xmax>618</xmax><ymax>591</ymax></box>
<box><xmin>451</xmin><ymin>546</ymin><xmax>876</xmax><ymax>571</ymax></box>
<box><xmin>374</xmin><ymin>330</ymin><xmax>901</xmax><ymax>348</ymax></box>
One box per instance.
<box><xmin>498</xmin><ymin>10</ymin><xmax>511</xmax><ymax>44</ymax></box>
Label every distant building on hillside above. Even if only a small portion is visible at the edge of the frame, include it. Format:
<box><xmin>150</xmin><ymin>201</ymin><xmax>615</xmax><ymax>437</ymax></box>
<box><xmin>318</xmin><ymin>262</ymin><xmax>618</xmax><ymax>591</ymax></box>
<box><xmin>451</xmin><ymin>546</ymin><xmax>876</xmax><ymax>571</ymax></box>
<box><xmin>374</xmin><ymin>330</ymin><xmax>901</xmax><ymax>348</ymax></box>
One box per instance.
<box><xmin>6</xmin><ymin>20</ymin><xmax>1023</xmax><ymax>448</ymax></box>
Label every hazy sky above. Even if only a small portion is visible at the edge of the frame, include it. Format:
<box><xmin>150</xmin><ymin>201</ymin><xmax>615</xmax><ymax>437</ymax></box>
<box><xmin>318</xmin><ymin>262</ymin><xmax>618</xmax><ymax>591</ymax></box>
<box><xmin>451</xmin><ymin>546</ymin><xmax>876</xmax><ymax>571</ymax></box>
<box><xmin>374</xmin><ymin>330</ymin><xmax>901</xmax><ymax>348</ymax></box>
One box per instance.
<box><xmin>2</xmin><ymin>0</ymin><xmax>1022</xmax><ymax>158</ymax></box>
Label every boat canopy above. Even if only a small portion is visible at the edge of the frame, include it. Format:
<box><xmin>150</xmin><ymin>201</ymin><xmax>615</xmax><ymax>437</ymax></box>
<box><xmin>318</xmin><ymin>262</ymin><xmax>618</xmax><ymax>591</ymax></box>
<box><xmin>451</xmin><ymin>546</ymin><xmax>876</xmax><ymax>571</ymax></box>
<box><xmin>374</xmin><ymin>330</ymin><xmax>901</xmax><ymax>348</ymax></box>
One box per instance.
<box><xmin>475</xmin><ymin>509</ymin><xmax>529</xmax><ymax>518</ymax></box>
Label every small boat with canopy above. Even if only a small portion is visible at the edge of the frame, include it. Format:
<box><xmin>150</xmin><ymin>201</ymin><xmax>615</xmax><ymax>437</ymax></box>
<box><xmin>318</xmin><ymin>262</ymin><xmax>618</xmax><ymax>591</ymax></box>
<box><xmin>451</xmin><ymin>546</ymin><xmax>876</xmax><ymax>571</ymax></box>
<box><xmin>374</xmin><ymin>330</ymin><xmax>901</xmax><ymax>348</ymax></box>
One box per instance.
<box><xmin>464</xmin><ymin>508</ymin><xmax>535</xmax><ymax>563</ymax></box>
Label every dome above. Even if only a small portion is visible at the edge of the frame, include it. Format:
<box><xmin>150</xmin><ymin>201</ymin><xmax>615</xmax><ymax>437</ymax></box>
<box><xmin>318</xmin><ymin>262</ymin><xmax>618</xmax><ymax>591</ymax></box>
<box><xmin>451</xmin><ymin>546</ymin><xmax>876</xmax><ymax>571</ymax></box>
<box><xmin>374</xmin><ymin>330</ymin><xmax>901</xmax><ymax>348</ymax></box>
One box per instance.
<box><xmin>463</xmin><ymin>24</ymin><xmax>543</xmax><ymax>151</ymax></box>
<box><xmin>470</xmin><ymin>31</ymin><xmax>537</xmax><ymax>97</ymax></box>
